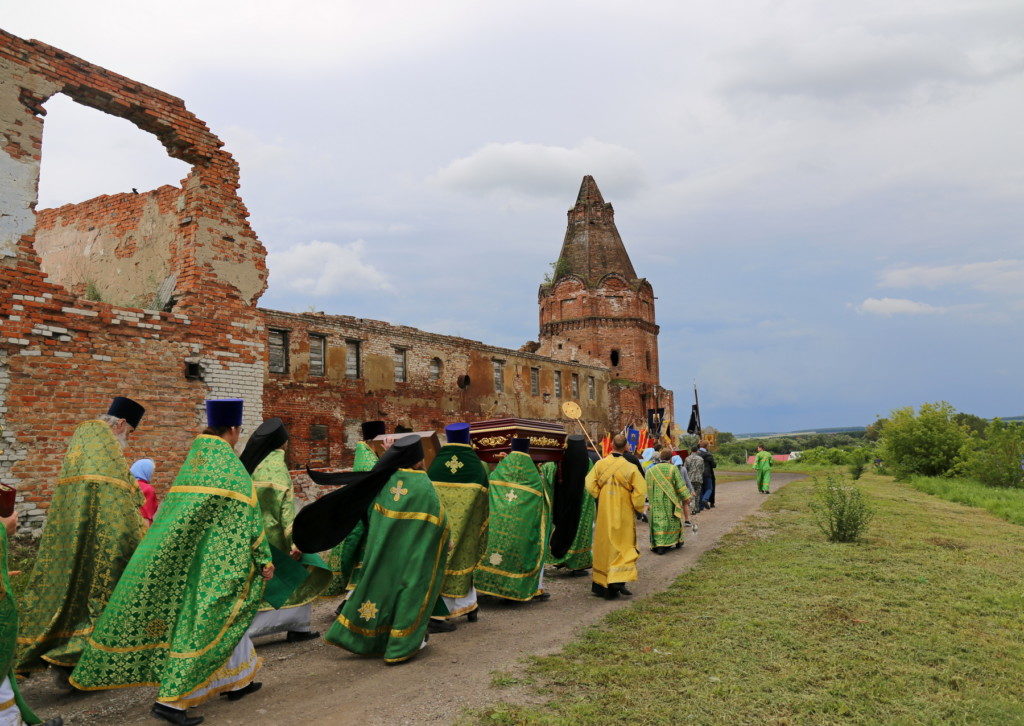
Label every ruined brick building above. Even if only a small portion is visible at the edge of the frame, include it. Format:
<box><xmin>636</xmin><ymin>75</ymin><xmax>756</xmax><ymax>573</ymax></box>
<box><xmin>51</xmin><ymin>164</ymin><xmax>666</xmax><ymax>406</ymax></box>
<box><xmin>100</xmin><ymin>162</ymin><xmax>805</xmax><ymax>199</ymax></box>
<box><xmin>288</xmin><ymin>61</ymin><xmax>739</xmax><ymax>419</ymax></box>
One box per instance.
<box><xmin>0</xmin><ymin>30</ymin><xmax>672</xmax><ymax>536</ymax></box>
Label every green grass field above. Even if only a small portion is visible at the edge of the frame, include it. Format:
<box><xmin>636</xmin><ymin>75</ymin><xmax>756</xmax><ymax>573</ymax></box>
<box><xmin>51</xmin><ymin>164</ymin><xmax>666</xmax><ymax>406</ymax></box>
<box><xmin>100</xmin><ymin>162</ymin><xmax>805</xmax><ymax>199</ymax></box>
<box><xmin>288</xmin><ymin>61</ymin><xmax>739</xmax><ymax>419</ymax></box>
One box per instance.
<box><xmin>909</xmin><ymin>475</ymin><xmax>1024</xmax><ymax>527</ymax></box>
<box><xmin>475</xmin><ymin>474</ymin><xmax>1024</xmax><ymax>725</ymax></box>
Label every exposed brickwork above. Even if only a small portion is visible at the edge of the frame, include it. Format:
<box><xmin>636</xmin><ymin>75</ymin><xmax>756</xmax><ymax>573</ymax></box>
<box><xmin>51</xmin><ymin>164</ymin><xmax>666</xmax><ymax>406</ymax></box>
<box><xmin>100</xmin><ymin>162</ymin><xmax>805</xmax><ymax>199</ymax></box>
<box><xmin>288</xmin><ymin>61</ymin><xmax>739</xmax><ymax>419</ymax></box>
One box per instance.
<box><xmin>0</xmin><ymin>31</ymin><xmax>675</xmax><ymax>538</ymax></box>
<box><xmin>0</xmin><ymin>30</ymin><xmax>268</xmax><ymax>536</ymax></box>
<box><xmin>261</xmin><ymin>309</ymin><xmax>612</xmax><ymax>469</ymax></box>
<box><xmin>538</xmin><ymin>176</ymin><xmax>670</xmax><ymax>428</ymax></box>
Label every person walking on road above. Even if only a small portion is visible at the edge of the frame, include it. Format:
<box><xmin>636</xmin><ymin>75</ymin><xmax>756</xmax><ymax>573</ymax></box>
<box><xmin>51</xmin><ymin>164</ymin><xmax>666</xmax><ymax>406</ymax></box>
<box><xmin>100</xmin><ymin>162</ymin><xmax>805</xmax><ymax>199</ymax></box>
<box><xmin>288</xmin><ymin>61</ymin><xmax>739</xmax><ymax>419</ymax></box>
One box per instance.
<box><xmin>753</xmin><ymin>444</ymin><xmax>773</xmax><ymax>494</ymax></box>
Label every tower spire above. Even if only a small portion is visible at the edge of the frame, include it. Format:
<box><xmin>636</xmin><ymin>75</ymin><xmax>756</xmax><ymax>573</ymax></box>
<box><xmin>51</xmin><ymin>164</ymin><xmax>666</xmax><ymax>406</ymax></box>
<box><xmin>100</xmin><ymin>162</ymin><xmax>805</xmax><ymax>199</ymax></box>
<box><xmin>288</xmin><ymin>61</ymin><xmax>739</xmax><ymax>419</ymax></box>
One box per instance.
<box><xmin>555</xmin><ymin>175</ymin><xmax>637</xmax><ymax>285</ymax></box>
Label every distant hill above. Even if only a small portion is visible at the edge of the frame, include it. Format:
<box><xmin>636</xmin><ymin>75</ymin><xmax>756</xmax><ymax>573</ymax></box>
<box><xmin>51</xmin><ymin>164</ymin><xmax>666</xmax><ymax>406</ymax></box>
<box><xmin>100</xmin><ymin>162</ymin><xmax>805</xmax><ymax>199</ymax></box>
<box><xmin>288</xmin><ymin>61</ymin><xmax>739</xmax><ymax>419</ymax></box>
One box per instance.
<box><xmin>736</xmin><ymin>416</ymin><xmax>1023</xmax><ymax>440</ymax></box>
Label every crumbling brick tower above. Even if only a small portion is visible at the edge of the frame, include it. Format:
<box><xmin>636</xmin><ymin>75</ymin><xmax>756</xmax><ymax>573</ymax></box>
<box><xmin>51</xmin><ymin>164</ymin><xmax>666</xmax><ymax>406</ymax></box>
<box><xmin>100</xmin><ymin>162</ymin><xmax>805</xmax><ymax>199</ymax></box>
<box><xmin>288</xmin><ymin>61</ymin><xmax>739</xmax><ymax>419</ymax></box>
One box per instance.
<box><xmin>538</xmin><ymin>176</ymin><xmax>668</xmax><ymax>429</ymax></box>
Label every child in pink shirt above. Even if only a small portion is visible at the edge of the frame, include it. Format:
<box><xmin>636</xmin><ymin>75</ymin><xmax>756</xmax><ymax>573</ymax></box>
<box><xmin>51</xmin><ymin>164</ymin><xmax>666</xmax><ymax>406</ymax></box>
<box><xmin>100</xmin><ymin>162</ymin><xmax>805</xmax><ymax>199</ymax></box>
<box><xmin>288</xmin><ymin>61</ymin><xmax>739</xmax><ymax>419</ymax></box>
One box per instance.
<box><xmin>130</xmin><ymin>458</ymin><xmax>159</xmax><ymax>525</ymax></box>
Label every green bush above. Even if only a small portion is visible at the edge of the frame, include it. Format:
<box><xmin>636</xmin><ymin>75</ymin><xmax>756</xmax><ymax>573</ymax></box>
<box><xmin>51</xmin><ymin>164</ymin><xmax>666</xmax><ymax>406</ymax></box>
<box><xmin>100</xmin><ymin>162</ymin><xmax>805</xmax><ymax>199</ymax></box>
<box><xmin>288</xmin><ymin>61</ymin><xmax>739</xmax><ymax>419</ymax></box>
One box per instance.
<box><xmin>879</xmin><ymin>402</ymin><xmax>969</xmax><ymax>478</ymax></box>
<box><xmin>812</xmin><ymin>474</ymin><xmax>874</xmax><ymax>542</ymax></box>
<box><xmin>958</xmin><ymin>420</ymin><xmax>1024</xmax><ymax>488</ymax></box>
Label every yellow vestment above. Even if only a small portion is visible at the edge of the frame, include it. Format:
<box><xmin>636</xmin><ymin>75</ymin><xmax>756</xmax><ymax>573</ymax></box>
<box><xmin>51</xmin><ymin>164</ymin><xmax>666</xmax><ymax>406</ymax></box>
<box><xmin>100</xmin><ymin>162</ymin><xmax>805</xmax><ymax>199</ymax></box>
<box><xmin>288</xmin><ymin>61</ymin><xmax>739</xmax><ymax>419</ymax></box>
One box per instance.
<box><xmin>585</xmin><ymin>454</ymin><xmax>647</xmax><ymax>586</ymax></box>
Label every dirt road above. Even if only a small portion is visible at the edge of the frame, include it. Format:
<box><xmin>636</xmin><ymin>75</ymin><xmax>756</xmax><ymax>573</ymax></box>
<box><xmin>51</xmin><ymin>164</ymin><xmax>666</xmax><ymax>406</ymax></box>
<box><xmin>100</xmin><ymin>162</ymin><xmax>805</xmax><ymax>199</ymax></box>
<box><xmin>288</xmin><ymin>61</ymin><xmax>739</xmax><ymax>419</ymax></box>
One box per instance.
<box><xmin>22</xmin><ymin>472</ymin><xmax>803</xmax><ymax>725</ymax></box>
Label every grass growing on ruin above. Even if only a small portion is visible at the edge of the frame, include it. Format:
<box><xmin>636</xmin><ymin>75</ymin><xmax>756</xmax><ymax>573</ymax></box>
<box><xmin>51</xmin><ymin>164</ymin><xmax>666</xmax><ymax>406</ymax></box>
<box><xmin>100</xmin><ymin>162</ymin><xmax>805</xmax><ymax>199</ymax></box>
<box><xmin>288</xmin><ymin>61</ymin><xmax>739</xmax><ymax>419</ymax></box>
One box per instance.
<box><xmin>474</xmin><ymin>474</ymin><xmax>1024</xmax><ymax>725</ymax></box>
<box><xmin>909</xmin><ymin>475</ymin><xmax>1024</xmax><ymax>527</ymax></box>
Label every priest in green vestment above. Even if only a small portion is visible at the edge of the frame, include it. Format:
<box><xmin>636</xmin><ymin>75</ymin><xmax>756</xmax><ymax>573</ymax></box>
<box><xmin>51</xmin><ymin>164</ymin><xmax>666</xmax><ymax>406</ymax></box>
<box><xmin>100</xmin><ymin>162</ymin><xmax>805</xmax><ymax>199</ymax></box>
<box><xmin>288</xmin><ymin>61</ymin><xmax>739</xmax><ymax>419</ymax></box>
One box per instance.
<box><xmin>1</xmin><ymin>511</ymin><xmax>63</xmax><ymax>726</ymax></box>
<box><xmin>475</xmin><ymin>438</ymin><xmax>550</xmax><ymax>602</ymax></box>
<box><xmin>542</xmin><ymin>435</ymin><xmax>595</xmax><ymax>575</ymax></box>
<box><xmin>321</xmin><ymin>420</ymin><xmax>384</xmax><ymax>599</ymax></box>
<box><xmin>240</xmin><ymin>419</ymin><xmax>330</xmax><ymax>643</ymax></box>
<box><xmin>16</xmin><ymin>397</ymin><xmax>147</xmax><ymax>680</ymax></box>
<box><xmin>71</xmin><ymin>399</ymin><xmax>273</xmax><ymax>726</ymax></box>
<box><xmin>426</xmin><ymin>423</ymin><xmax>489</xmax><ymax>623</ymax></box>
<box><xmin>297</xmin><ymin>435</ymin><xmax>449</xmax><ymax>663</ymax></box>
<box><xmin>645</xmin><ymin>448</ymin><xmax>691</xmax><ymax>554</ymax></box>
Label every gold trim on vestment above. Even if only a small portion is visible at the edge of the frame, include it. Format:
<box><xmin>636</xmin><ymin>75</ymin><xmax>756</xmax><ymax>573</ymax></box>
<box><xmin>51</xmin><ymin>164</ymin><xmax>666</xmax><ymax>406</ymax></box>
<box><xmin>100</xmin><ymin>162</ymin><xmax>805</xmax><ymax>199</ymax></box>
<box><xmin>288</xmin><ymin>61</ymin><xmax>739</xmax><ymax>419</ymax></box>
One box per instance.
<box><xmin>57</xmin><ymin>474</ymin><xmax>135</xmax><ymax>492</ymax></box>
<box><xmin>433</xmin><ymin>481</ymin><xmax>487</xmax><ymax>492</ymax></box>
<box><xmin>476</xmin><ymin>563</ymin><xmax>542</xmax><ymax>579</ymax></box>
<box><xmin>0</xmin><ymin>696</ymin><xmax>16</xmax><ymax>711</ymax></box>
<box><xmin>490</xmin><ymin>480</ymin><xmax>543</xmax><ymax>496</ymax></box>
<box><xmin>389</xmin><ymin>523</ymin><xmax>450</xmax><ymax>638</ymax></box>
<box><xmin>475</xmin><ymin>586</ymin><xmax>541</xmax><ymax>602</ymax></box>
<box><xmin>333</xmin><ymin>613</ymin><xmax>392</xmax><ymax>638</ymax></box>
<box><xmin>372</xmin><ymin>503</ymin><xmax>443</xmax><ymax>527</ymax></box>
<box><xmin>439</xmin><ymin>601</ymin><xmax>478</xmax><ymax>617</ymax></box>
<box><xmin>445</xmin><ymin>563</ymin><xmax>479</xmax><ymax>576</ymax></box>
<box><xmin>158</xmin><ymin>655</ymin><xmax>262</xmax><ymax>708</ymax></box>
<box><xmin>444</xmin><ymin>443</ymin><xmax>475</xmax><ymax>448</ymax></box>
<box><xmin>169</xmin><ymin>566</ymin><xmax>256</xmax><ymax>659</ymax></box>
<box><xmin>169</xmin><ymin>485</ymin><xmax>257</xmax><ymax>507</ymax></box>
<box><xmin>17</xmin><ymin>624</ymin><xmax>93</xmax><ymax>644</ymax></box>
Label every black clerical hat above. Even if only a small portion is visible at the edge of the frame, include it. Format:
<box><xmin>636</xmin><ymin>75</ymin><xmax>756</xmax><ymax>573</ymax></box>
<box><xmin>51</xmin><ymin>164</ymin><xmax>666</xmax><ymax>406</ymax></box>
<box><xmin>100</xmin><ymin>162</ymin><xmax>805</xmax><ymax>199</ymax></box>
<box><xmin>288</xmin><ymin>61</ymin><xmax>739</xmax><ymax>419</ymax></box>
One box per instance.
<box><xmin>239</xmin><ymin>417</ymin><xmax>288</xmax><ymax>475</ymax></box>
<box><xmin>510</xmin><ymin>437</ymin><xmax>531</xmax><ymax>453</ymax></box>
<box><xmin>107</xmin><ymin>396</ymin><xmax>145</xmax><ymax>429</ymax></box>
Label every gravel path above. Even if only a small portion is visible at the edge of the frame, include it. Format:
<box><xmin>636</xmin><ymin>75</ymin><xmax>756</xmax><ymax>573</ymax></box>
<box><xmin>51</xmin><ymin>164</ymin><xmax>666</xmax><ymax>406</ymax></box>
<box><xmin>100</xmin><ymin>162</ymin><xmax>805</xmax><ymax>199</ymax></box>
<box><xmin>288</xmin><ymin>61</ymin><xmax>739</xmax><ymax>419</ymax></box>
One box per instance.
<box><xmin>21</xmin><ymin>472</ymin><xmax>803</xmax><ymax>725</ymax></box>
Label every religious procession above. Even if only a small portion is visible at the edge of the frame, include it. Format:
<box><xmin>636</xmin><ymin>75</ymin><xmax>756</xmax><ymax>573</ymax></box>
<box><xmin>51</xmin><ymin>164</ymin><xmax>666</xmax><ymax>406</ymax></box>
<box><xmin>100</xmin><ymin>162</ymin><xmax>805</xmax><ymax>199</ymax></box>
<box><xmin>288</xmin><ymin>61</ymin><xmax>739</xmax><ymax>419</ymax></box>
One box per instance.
<box><xmin>0</xmin><ymin>395</ymin><xmax>727</xmax><ymax>726</ymax></box>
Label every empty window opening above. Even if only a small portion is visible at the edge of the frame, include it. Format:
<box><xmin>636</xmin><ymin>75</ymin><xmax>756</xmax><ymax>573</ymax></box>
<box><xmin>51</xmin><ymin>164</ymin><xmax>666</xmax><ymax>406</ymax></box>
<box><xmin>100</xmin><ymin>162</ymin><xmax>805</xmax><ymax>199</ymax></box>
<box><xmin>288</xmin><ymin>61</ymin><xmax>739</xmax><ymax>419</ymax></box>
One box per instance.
<box><xmin>530</xmin><ymin>367</ymin><xmax>540</xmax><ymax>396</ymax></box>
<box><xmin>269</xmin><ymin>329</ymin><xmax>290</xmax><ymax>374</ymax></box>
<box><xmin>645</xmin><ymin>351</ymin><xmax>652</xmax><ymax>371</ymax></box>
<box><xmin>345</xmin><ymin>340</ymin><xmax>361</xmax><ymax>380</ymax></box>
<box><xmin>493</xmin><ymin>360</ymin><xmax>505</xmax><ymax>393</ymax></box>
<box><xmin>588</xmin><ymin>375</ymin><xmax>596</xmax><ymax>401</ymax></box>
<box><xmin>309</xmin><ymin>334</ymin><xmax>326</xmax><ymax>377</ymax></box>
<box><xmin>429</xmin><ymin>358</ymin><xmax>443</xmax><ymax>381</ymax></box>
<box><xmin>393</xmin><ymin>348</ymin><xmax>408</xmax><ymax>383</ymax></box>
<box><xmin>571</xmin><ymin>373</ymin><xmax>580</xmax><ymax>400</ymax></box>
<box><xmin>34</xmin><ymin>94</ymin><xmax>192</xmax><ymax>309</ymax></box>
<box><xmin>610</xmin><ymin>349</ymin><xmax>620</xmax><ymax>367</ymax></box>
<box><xmin>309</xmin><ymin>424</ymin><xmax>330</xmax><ymax>467</ymax></box>
<box><xmin>553</xmin><ymin>370</ymin><xmax>563</xmax><ymax>398</ymax></box>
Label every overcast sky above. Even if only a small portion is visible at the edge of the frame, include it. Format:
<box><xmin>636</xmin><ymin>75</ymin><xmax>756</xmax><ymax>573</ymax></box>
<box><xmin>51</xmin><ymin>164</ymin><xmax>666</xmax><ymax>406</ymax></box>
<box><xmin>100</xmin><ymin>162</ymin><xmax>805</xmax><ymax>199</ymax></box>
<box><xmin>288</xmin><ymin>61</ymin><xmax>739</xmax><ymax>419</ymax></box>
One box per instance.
<box><xmin>8</xmin><ymin>1</ymin><xmax>1024</xmax><ymax>433</ymax></box>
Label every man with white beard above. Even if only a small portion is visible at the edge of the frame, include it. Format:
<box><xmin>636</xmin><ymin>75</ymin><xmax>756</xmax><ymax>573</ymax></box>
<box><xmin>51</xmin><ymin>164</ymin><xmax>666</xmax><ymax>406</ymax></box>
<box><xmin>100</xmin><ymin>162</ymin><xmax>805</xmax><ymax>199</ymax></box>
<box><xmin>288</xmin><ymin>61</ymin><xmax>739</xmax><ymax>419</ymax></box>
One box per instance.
<box><xmin>16</xmin><ymin>397</ymin><xmax>148</xmax><ymax>686</ymax></box>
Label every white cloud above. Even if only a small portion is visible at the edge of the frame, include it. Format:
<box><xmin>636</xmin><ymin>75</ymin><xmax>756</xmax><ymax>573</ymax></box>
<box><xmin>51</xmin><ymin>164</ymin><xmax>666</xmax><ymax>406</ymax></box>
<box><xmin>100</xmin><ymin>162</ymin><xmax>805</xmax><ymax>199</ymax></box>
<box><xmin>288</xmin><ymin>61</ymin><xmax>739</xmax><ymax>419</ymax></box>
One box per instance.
<box><xmin>430</xmin><ymin>139</ymin><xmax>645</xmax><ymax>199</ymax></box>
<box><xmin>879</xmin><ymin>260</ymin><xmax>1024</xmax><ymax>295</ymax></box>
<box><xmin>267</xmin><ymin>240</ymin><xmax>393</xmax><ymax>296</ymax></box>
<box><xmin>855</xmin><ymin>297</ymin><xmax>947</xmax><ymax>316</ymax></box>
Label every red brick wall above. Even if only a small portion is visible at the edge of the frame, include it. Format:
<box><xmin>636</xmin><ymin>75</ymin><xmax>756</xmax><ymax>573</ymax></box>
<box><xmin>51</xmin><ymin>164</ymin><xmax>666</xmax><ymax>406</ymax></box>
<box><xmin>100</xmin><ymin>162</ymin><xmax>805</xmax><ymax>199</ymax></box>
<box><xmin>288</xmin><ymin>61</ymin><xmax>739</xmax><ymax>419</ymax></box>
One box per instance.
<box><xmin>260</xmin><ymin>309</ymin><xmax>613</xmax><ymax>469</ymax></box>
<box><xmin>0</xmin><ymin>30</ymin><xmax>268</xmax><ymax>536</ymax></box>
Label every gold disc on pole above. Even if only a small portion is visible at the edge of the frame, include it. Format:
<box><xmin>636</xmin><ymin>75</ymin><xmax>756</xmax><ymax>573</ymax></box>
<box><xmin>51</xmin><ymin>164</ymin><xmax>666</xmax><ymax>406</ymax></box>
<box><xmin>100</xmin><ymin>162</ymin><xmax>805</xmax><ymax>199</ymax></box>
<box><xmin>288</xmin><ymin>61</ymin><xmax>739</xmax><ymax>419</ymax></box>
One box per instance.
<box><xmin>561</xmin><ymin>401</ymin><xmax>582</xmax><ymax>419</ymax></box>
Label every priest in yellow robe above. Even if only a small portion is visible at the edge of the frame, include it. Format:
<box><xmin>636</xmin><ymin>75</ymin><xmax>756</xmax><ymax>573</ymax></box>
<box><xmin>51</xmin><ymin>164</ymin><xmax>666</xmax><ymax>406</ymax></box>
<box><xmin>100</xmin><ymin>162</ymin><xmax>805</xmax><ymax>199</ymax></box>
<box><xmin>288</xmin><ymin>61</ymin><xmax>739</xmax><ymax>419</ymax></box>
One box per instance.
<box><xmin>585</xmin><ymin>434</ymin><xmax>647</xmax><ymax>600</ymax></box>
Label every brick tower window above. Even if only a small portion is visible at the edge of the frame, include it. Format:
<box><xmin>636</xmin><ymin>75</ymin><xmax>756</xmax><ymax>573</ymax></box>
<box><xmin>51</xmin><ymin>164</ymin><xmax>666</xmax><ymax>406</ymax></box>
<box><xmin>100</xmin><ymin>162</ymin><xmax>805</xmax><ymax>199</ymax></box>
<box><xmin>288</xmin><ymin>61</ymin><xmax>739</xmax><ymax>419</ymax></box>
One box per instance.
<box><xmin>554</xmin><ymin>370</ymin><xmax>563</xmax><ymax>398</ymax></box>
<box><xmin>530</xmin><ymin>367</ymin><xmax>540</xmax><ymax>395</ymax></box>
<box><xmin>393</xmin><ymin>347</ymin><xmax>408</xmax><ymax>383</ymax></box>
<box><xmin>588</xmin><ymin>375</ymin><xmax>596</xmax><ymax>400</ymax></box>
<box><xmin>645</xmin><ymin>351</ymin><xmax>651</xmax><ymax>371</ymax></box>
<box><xmin>610</xmin><ymin>349</ymin><xmax>620</xmax><ymax>367</ymax></box>
<box><xmin>429</xmin><ymin>357</ymin><xmax>443</xmax><ymax>380</ymax></box>
<box><xmin>345</xmin><ymin>340</ymin><xmax>361</xmax><ymax>380</ymax></box>
<box><xmin>571</xmin><ymin>373</ymin><xmax>580</xmax><ymax>400</ymax></box>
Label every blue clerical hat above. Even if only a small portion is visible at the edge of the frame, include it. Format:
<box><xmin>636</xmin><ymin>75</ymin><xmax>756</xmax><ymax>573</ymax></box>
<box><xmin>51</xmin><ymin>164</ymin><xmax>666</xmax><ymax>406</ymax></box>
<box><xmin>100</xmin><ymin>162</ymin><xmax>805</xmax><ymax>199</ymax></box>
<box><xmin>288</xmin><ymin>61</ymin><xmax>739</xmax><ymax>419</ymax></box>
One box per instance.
<box><xmin>107</xmin><ymin>396</ymin><xmax>145</xmax><ymax>429</ymax></box>
<box><xmin>205</xmin><ymin>398</ymin><xmax>244</xmax><ymax>428</ymax></box>
<box><xmin>445</xmin><ymin>423</ymin><xmax>471</xmax><ymax>445</ymax></box>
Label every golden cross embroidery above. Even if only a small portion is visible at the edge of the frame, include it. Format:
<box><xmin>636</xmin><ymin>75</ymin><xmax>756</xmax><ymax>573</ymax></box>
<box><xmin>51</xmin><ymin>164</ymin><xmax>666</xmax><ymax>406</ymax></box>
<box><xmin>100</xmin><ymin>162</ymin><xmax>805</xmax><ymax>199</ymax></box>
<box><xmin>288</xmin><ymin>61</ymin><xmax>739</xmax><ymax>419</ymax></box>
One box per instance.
<box><xmin>390</xmin><ymin>481</ymin><xmax>409</xmax><ymax>501</ymax></box>
<box><xmin>504</xmin><ymin>490</ymin><xmax>518</xmax><ymax>502</ymax></box>
<box><xmin>66</xmin><ymin>448</ymin><xmax>82</xmax><ymax>465</ymax></box>
<box><xmin>357</xmin><ymin>600</ymin><xmax>379</xmax><ymax>621</ymax></box>
<box><xmin>445</xmin><ymin>456</ymin><xmax>464</xmax><ymax>474</ymax></box>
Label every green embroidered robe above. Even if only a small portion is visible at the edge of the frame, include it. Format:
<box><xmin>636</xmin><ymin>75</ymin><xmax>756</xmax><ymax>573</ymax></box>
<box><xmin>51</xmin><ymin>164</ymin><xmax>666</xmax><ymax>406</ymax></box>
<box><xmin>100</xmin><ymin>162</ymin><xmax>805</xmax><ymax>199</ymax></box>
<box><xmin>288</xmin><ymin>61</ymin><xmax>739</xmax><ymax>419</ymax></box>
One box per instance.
<box><xmin>16</xmin><ymin>420</ymin><xmax>145</xmax><ymax>673</ymax></box>
<box><xmin>253</xmin><ymin>450</ymin><xmax>331</xmax><ymax>609</ymax></box>
<box><xmin>426</xmin><ymin>444</ymin><xmax>489</xmax><ymax>601</ymax></box>
<box><xmin>475</xmin><ymin>452</ymin><xmax>549</xmax><ymax>601</ymax></box>
<box><xmin>322</xmin><ymin>442</ymin><xmax>377</xmax><ymax>597</ymax></box>
<box><xmin>645</xmin><ymin>461</ymin><xmax>690</xmax><ymax>548</ymax></box>
<box><xmin>69</xmin><ymin>435</ymin><xmax>271</xmax><ymax>701</ymax></box>
<box><xmin>754</xmin><ymin>450</ymin><xmax>773</xmax><ymax>488</ymax></box>
<box><xmin>2</xmin><ymin>527</ymin><xmax>41</xmax><ymax>724</ymax></box>
<box><xmin>541</xmin><ymin>460</ymin><xmax>595</xmax><ymax>571</ymax></box>
<box><xmin>325</xmin><ymin>469</ymin><xmax>449</xmax><ymax>663</ymax></box>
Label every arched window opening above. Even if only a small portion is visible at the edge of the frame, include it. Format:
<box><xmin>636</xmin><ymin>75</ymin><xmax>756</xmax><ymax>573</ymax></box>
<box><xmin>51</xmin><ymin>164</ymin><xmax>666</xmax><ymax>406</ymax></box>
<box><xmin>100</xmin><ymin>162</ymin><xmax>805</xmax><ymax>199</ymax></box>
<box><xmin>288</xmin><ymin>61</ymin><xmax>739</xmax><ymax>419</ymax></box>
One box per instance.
<box><xmin>610</xmin><ymin>349</ymin><xmax>620</xmax><ymax>367</ymax></box>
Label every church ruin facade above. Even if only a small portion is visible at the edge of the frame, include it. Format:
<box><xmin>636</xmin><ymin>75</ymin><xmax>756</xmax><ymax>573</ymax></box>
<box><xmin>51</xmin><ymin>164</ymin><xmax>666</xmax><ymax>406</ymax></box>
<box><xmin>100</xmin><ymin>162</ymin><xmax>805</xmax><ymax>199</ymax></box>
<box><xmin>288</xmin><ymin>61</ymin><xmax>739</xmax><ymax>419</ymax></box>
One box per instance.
<box><xmin>0</xmin><ymin>30</ymin><xmax>672</xmax><ymax>536</ymax></box>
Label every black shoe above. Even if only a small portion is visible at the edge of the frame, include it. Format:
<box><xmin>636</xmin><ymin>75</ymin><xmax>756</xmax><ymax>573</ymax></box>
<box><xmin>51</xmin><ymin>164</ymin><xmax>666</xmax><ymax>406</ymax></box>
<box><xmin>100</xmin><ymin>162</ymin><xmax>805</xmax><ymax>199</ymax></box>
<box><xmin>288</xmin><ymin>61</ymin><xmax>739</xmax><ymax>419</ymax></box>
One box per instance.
<box><xmin>334</xmin><ymin>602</ymin><xmax>345</xmax><ymax>615</ymax></box>
<box><xmin>466</xmin><ymin>608</ymin><xmax>479</xmax><ymax>622</ymax></box>
<box><xmin>603</xmin><ymin>588</ymin><xmax>620</xmax><ymax>600</ymax></box>
<box><xmin>532</xmin><ymin>591</ymin><xmax>551</xmax><ymax>601</ymax></box>
<box><xmin>224</xmin><ymin>681</ymin><xmax>261</xmax><ymax>702</ymax></box>
<box><xmin>53</xmin><ymin>666</ymin><xmax>79</xmax><ymax>692</ymax></box>
<box><xmin>41</xmin><ymin>719</ymin><xmax>64</xmax><ymax>726</ymax></box>
<box><xmin>151</xmin><ymin>703</ymin><xmax>204</xmax><ymax>725</ymax></box>
<box><xmin>675</xmin><ymin>542</ymin><xmax>683</xmax><ymax>549</ymax></box>
<box><xmin>615</xmin><ymin>584</ymin><xmax>634</xmax><ymax>596</ymax></box>
<box><xmin>285</xmin><ymin>630</ymin><xmax>320</xmax><ymax>643</ymax></box>
<box><xmin>591</xmin><ymin>582</ymin><xmax>608</xmax><ymax>597</ymax></box>
<box><xmin>568</xmin><ymin>568</ymin><xmax>589</xmax><ymax>577</ymax></box>
<box><xmin>427</xmin><ymin>618</ymin><xmax>457</xmax><ymax>633</ymax></box>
